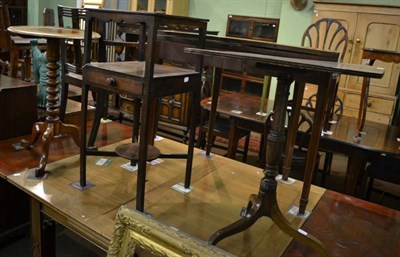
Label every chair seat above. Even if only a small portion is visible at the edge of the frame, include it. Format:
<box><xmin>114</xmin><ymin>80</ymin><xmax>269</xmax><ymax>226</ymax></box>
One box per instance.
<box><xmin>366</xmin><ymin>157</ymin><xmax>400</xmax><ymax>184</ymax></box>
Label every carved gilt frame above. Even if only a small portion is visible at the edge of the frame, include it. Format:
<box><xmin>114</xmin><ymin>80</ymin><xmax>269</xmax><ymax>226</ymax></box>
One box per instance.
<box><xmin>107</xmin><ymin>206</ymin><xmax>236</xmax><ymax>257</ymax></box>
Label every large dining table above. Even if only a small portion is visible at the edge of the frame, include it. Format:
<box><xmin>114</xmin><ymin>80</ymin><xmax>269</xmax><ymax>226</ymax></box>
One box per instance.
<box><xmin>1</xmin><ymin>121</ymin><xmax>399</xmax><ymax>257</ymax></box>
<box><xmin>202</xmin><ymin>92</ymin><xmax>400</xmax><ymax>197</ymax></box>
<box><xmin>317</xmin><ymin>115</ymin><xmax>400</xmax><ymax>195</ymax></box>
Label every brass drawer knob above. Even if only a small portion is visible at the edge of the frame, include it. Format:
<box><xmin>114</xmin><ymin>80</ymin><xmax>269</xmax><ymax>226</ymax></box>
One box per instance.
<box><xmin>106</xmin><ymin>77</ymin><xmax>116</xmax><ymax>86</ymax></box>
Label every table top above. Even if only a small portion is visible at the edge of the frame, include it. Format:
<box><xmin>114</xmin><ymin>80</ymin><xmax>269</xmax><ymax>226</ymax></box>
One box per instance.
<box><xmin>362</xmin><ymin>48</ymin><xmax>400</xmax><ymax>64</ymax></box>
<box><xmin>283</xmin><ymin>190</ymin><xmax>400</xmax><ymax>257</ymax></box>
<box><xmin>0</xmin><ymin>74</ymin><xmax>35</xmax><ymax>91</ymax></box>
<box><xmin>7</xmin><ymin>25</ymin><xmax>100</xmax><ymax>40</ymax></box>
<box><xmin>0</xmin><ymin>121</ymin><xmax>132</xmax><ymax>178</ymax></box>
<box><xmin>6</xmin><ymin>132</ymin><xmax>325</xmax><ymax>257</ymax></box>
<box><xmin>185</xmin><ymin>48</ymin><xmax>385</xmax><ymax>79</ymax></box>
<box><xmin>320</xmin><ymin>115</ymin><xmax>400</xmax><ymax>156</ymax></box>
<box><xmin>2</xmin><ymin>121</ymin><xmax>400</xmax><ymax>256</ymax></box>
<box><xmin>200</xmin><ymin>92</ymin><xmax>274</xmax><ymax>124</ymax></box>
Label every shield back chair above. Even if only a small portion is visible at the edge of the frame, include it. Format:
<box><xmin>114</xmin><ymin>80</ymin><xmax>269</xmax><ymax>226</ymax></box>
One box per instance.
<box><xmin>301</xmin><ymin>18</ymin><xmax>348</xmax><ymax>123</ymax></box>
<box><xmin>282</xmin><ymin>18</ymin><xmax>348</xmax><ymax>185</ymax></box>
<box><xmin>303</xmin><ymin>18</ymin><xmax>349</xmax><ymax>185</ymax></box>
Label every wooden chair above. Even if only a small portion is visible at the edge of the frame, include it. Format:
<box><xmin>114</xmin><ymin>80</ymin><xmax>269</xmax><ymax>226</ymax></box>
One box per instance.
<box><xmin>197</xmin><ymin>70</ymin><xmax>268</xmax><ymax>163</ymax></box>
<box><xmin>280</xmin><ymin>110</ymin><xmax>322</xmax><ymax>184</ymax></box>
<box><xmin>197</xmin><ymin>106</ymin><xmax>251</xmax><ymax>162</ymax></box>
<box><xmin>107</xmin><ymin>206</ymin><xmax>235</xmax><ymax>257</ymax></box>
<box><xmin>57</xmin><ymin>5</ymin><xmax>114</xmax><ymax>147</ymax></box>
<box><xmin>287</xmin><ymin>18</ymin><xmax>349</xmax><ymax>185</ymax></box>
<box><xmin>0</xmin><ymin>59</ymin><xmax>8</xmax><ymax>74</ymax></box>
<box><xmin>0</xmin><ymin>3</ymin><xmax>29</xmax><ymax>80</ymax></box>
<box><xmin>365</xmin><ymin>156</ymin><xmax>400</xmax><ymax>202</ymax></box>
<box><xmin>58</xmin><ymin>5</ymin><xmax>87</xmax><ymax>121</ymax></box>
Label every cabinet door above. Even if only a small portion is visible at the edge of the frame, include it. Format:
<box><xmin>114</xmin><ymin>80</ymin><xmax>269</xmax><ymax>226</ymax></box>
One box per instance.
<box><xmin>347</xmin><ymin>14</ymin><xmax>400</xmax><ymax>96</ymax></box>
<box><xmin>130</xmin><ymin>0</ymin><xmax>188</xmax><ymax>15</ymax></box>
<box><xmin>131</xmin><ymin>0</ymin><xmax>149</xmax><ymax>11</ymax></box>
<box><xmin>166</xmin><ymin>0</ymin><xmax>188</xmax><ymax>16</ymax></box>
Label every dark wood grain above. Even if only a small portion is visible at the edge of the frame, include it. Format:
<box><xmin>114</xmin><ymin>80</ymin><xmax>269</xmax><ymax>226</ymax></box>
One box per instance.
<box><xmin>317</xmin><ymin>115</ymin><xmax>400</xmax><ymax>195</ymax></box>
<box><xmin>0</xmin><ymin>121</ymin><xmax>133</xmax><ymax>178</ymax></box>
<box><xmin>283</xmin><ymin>190</ymin><xmax>400</xmax><ymax>257</ymax></box>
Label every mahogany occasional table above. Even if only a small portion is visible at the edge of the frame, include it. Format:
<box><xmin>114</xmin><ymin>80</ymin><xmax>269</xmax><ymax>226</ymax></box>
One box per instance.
<box><xmin>7</xmin><ymin>26</ymin><xmax>100</xmax><ymax>177</ymax></box>
<box><xmin>185</xmin><ymin>48</ymin><xmax>384</xmax><ymax>256</ymax></box>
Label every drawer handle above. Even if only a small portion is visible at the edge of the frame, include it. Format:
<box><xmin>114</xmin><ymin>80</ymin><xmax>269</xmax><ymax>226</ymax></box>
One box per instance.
<box><xmin>367</xmin><ymin>102</ymin><xmax>372</xmax><ymax>108</ymax></box>
<box><xmin>106</xmin><ymin>77</ymin><xmax>116</xmax><ymax>86</ymax></box>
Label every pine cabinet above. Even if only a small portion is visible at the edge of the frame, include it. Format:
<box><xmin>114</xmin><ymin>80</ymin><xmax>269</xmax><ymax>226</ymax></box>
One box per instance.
<box><xmin>130</xmin><ymin>0</ymin><xmax>188</xmax><ymax>16</ymax></box>
<box><xmin>309</xmin><ymin>2</ymin><xmax>400</xmax><ymax>124</ymax></box>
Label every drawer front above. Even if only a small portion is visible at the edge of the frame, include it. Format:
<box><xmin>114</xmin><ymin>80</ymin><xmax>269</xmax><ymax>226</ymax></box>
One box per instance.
<box><xmin>343</xmin><ymin>108</ymin><xmax>391</xmax><ymax>124</ymax></box>
<box><xmin>84</xmin><ymin>69</ymin><xmax>143</xmax><ymax>95</ymax></box>
<box><xmin>344</xmin><ymin>93</ymin><xmax>394</xmax><ymax>116</ymax></box>
<box><xmin>302</xmin><ymin>85</ymin><xmax>345</xmax><ymax>110</ymax></box>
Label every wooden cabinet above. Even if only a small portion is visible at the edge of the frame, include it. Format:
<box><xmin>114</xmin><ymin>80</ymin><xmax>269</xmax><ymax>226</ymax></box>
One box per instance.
<box><xmin>309</xmin><ymin>2</ymin><xmax>400</xmax><ymax>124</ymax></box>
<box><xmin>226</xmin><ymin>15</ymin><xmax>280</xmax><ymax>42</ymax></box>
<box><xmin>130</xmin><ymin>0</ymin><xmax>188</xmax><ymax>16</ymax></box>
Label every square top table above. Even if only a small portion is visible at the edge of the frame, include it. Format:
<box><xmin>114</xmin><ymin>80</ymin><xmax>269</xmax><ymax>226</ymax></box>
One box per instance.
<box><xmin>186</xmin><ymin>47</ymin><xmax>384</xmax><ymax>256</ymax></box>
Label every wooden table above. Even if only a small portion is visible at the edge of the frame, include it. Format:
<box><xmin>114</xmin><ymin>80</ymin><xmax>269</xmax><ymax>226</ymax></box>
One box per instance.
<box><xmin>317</xmin><ymin>115</ymin><xmax>400</xmax><ymax>195</ymax></box>
<box><xmin>186</xmin><ymin>48</ymin><xmax>384</xmax><ymax>255</ymax></box>
<box><xmin>200</xmin><ymin>92</ymin><xmax>274</xmax><ymax>164</ymax></box>
<box><xmin>203</xmin><ymin>92</ymin><xmax>400</xmax><ymax>197</ymax></box>
<box><xmin>0</xmin><ymin>121</ymin><xmax>132</xmax><ymax>254</ymax></box>
<box><xmin>356</xmin><ymin>48</ymin><xmax>400</xmax><ymax>137</ymax></box>
<box><xmin>7</xmin><ymin>26</ymin><xmax>100</xmax><ymax>178</ymax></box>
<box><xmin>2</xmin><ymin>124</ymin><xmax>399</xmax><ymax>257</ymax></box>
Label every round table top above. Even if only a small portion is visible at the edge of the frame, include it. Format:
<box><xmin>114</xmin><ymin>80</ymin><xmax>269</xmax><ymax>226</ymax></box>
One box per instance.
<box><xmin>8</xmin><ymin>25</ymin><xmax>100</xmax><ymax>40</ymax></box>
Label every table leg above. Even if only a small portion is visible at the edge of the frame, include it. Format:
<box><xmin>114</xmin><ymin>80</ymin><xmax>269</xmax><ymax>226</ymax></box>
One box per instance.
<box><xmin>299</xmin><ymin>75</ymin><xmax>333</xmax><ymax>215</ymax></box>
<box><xmin>209</xmin><ymin>74</ymin><xmax>329</xmax><ymax>256</ymax></box>
<box><xmin>205</xmin><ymin>67</ymin><xmax>222</xmax><ymax>156</ymax></box>
<box><xmin>344</xmin><ymin>156</ymin><xmax>366</xmax><ymax>195</ymax></box>
<box><xmin>355</xmin><ymin>59</ymin><xmax>375</xmax><ymax>139</ymax></box>
<box><xmin>282</xmin><ymin>81</ymin><xmax>305</xmax><ymax>181</ymax></box>
<box><xmin>31</xmin><ymin>198</ymin><xmax>41</xmax><ymax>257</ymax></box>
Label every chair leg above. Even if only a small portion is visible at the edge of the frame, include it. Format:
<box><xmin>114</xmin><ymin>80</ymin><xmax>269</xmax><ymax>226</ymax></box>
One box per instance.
<box><xmin>366</xmin><ymin>177</ymin><xmax>374</xmax><ymax>200</ymax></box>
<box><xmin>196</xmin><ymin>129</ymin><xmax>205</xmax><ymax>148</ymax></box>
<box><xmin>321</xmin><ymin>152</ymin><xmax>333</xmax><ymax>187</ymax></box>
<box><xmin>242</xmin><ymin>133</ymin><xmax>250</xmax><ymax>163</ymax></box>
